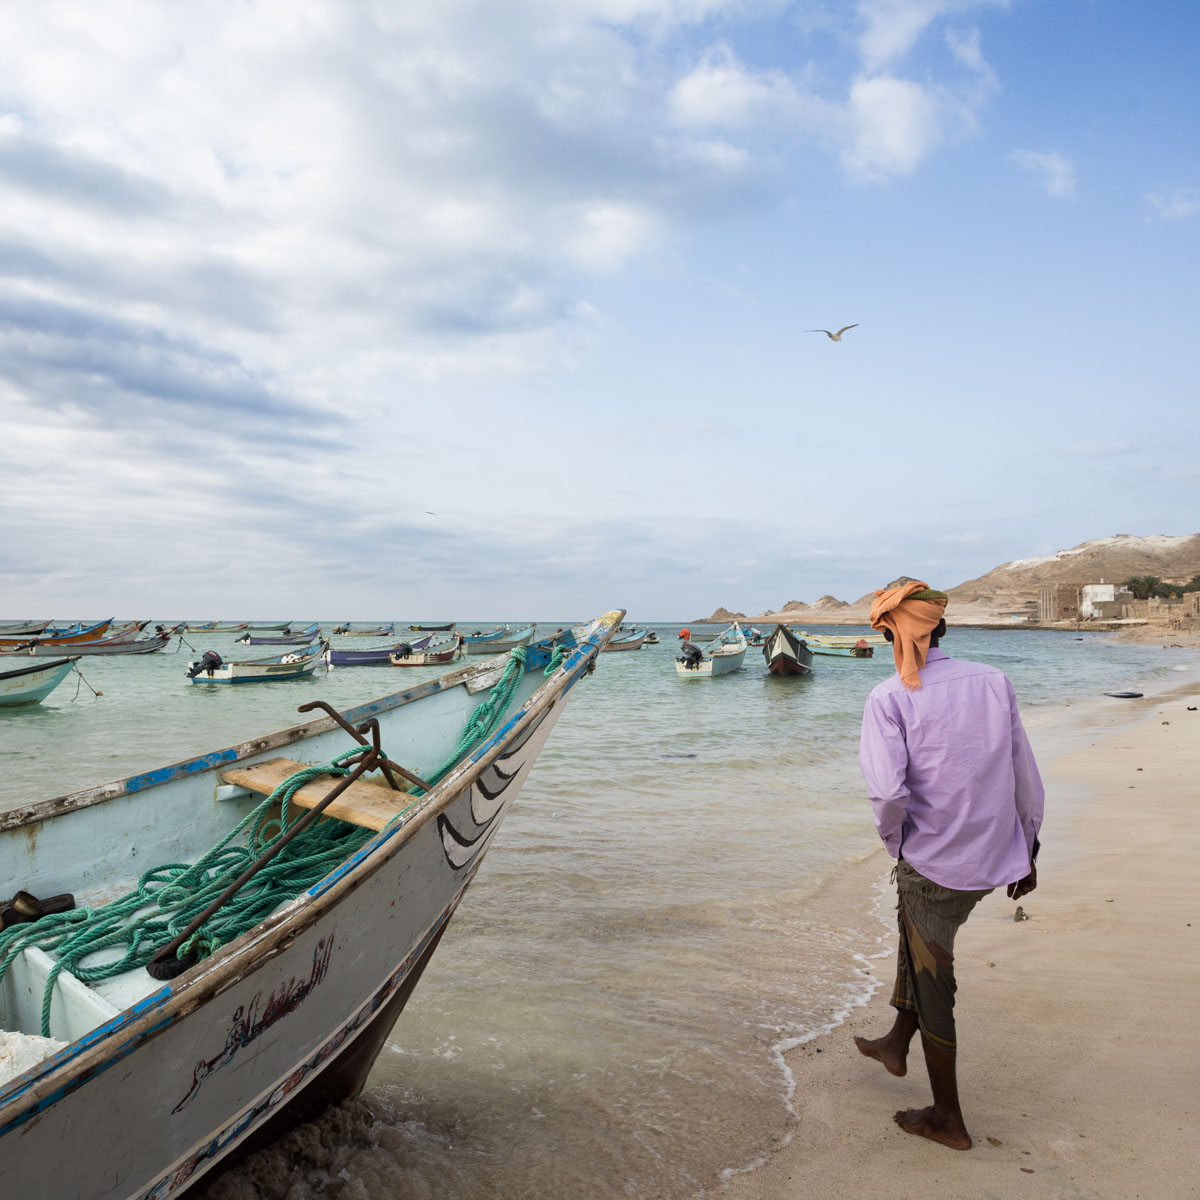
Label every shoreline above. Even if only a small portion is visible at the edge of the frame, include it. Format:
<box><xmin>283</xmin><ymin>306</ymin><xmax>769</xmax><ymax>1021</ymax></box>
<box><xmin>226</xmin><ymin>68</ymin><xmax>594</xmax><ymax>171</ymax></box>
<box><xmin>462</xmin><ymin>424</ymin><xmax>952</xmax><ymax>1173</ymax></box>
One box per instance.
<box><xmin>717</xmin><ymin>660</ymin><xmax>1200</xmax><ymax>1199</ymax></box>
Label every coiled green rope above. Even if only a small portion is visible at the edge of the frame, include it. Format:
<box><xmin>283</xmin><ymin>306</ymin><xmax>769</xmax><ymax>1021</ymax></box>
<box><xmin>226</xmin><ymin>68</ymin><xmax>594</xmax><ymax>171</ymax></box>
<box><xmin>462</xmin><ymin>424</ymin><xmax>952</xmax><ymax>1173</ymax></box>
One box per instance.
<box><xmin>0</xmin><ymin>642</ymin><xmax>565</xmax><ymax>1036</ymax></box>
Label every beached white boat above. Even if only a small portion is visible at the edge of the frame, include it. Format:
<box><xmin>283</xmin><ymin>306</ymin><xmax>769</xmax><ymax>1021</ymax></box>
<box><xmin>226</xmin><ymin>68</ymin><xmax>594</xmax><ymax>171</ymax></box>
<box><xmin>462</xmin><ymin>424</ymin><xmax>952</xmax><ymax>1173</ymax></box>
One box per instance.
<box><xmin>675</xmin><ymin>623</ymin><xmax>747</xmax><ymax>678</ymax></box>
<box><xmin>0</xmin><ymin>611</ymin><xmax>622</xmax><ymax>1197</ymax></box>
<box><xmin>0</xmin><ymin>656</ymin><xmax>80</xmax><ymax>707</ymax></box>
<box><xmin>185</xmin><ymin>642</ymin><xmax>326</xmax><ymax>684</ymax></box>
<box><xmin>389</xmin><ymin>637</ymin><xmax>462</xmax><ymax>667</ymax></box>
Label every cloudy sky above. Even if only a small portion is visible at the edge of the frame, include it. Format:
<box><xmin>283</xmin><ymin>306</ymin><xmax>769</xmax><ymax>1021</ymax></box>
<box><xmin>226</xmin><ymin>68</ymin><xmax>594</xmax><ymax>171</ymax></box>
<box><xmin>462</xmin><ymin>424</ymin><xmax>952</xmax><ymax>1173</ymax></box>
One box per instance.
<box><xmin>2</xmin><ymin>0</ymin><xmax>1196</xmax><ymax>619</ymax></box>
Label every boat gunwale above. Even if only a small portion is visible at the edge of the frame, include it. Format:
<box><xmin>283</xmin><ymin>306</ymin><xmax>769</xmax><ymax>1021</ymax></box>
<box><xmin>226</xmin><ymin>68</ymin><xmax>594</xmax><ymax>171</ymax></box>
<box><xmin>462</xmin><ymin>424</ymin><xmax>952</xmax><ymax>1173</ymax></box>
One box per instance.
<box><xmin>0</xmin><ymin>611</ymin><xmax>623</xmax><ymax>1126</ymax></box>
<box><xmin>0</xmin><ymin>656</ymin><xmax>80</xmax><ymax>683</ymax></box>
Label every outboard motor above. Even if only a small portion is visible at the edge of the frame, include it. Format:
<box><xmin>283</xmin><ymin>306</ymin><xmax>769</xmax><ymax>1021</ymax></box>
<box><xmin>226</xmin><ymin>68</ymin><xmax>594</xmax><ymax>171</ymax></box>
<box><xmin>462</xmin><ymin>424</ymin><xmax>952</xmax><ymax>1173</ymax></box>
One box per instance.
<box><xmin>394</xmin><ymin>641</ymin><xmax>414</xmax><ymax>658</ymax></box>
<box><xmin>679</xmin><ymin>641</ymin><xmax>703</xmax><ymax>670</ymax></box>
<box><xmin>187</xmin><ymin>650</ymin><xmax>223</xmax><ymax>679</ymax></box>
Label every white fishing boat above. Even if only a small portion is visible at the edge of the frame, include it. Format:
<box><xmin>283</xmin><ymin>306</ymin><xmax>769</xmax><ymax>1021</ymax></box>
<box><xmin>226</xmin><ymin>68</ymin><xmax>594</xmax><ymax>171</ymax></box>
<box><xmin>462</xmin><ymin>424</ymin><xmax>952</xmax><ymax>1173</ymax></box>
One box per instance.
<box><xmin>185</xmin><ymin>641</ymin><xmax>327</xmax><ymax>684</ymax></box>
<box><xmin>0</xmin><ymin>611</ymin><xmax>622</xmax><ymax>1198</ymax></box>
<box><xmin>0</xmin><ymin>656</ymin><xmax>80</xmax><ymax>707</ymax></box>
<box><xmin>675</xmin><ymin>622</ymin><xmax>747</xmax><ymax>678</ymax></box>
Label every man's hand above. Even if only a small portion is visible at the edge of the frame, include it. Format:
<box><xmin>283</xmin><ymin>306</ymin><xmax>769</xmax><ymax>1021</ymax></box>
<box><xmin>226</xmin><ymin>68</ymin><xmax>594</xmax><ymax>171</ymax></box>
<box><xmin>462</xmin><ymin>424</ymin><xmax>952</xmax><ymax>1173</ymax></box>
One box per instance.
<box><xmin>1007</xmin><ymin>863</ymin><xmax>1037</xmax><ymax>900</ymax></box>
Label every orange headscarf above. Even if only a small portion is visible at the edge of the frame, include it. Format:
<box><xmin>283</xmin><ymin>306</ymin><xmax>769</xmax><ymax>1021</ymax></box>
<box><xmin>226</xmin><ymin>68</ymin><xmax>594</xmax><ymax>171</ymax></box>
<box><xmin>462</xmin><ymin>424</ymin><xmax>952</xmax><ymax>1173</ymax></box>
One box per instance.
<box><xmin>869</xmin><ymin>581</ymin><xmax>948</xmax><ymax>690</ymax></box>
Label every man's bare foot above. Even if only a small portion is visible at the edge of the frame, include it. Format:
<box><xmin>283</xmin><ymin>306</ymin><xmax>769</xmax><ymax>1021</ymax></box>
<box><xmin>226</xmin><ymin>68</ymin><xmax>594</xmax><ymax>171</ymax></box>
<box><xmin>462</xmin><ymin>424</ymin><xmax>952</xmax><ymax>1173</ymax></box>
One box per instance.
<box><xmin>893</xmin><ymin>1106</ymin><xmax>972</xmax><ymax>1150</ymax></box>
<box><xmin>854</xmin><ymin>1035</ymin><xmax>908</xmax><ymax>1076</ymax></box>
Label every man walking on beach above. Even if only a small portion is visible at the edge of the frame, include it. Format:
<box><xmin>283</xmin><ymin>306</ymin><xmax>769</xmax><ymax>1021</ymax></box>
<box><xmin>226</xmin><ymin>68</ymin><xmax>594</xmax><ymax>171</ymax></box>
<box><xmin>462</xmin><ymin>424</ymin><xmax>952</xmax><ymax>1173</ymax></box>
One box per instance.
<box><xmin>855</xmin><ymin>581</ymin><xmax>1043</xmax><ymax>1150</ymax></box>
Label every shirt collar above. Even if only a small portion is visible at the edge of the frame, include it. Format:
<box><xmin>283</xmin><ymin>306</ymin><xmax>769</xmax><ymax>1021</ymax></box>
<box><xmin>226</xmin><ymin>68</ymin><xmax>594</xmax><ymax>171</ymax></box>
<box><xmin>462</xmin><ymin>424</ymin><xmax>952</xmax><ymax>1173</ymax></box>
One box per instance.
<box><xmin>924</xmin><ymin>647</ymin><xmax>948</xmax><ymax>663</ymax></box>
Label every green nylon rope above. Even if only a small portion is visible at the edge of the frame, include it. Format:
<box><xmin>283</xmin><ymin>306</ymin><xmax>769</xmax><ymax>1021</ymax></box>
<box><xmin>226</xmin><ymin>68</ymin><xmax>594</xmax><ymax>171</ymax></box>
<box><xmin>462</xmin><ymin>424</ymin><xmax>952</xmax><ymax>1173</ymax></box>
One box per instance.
<box><xmin>0</xmin><ymin>641</ymin><xmax>568</xmax><ymax>1037</ymax></box>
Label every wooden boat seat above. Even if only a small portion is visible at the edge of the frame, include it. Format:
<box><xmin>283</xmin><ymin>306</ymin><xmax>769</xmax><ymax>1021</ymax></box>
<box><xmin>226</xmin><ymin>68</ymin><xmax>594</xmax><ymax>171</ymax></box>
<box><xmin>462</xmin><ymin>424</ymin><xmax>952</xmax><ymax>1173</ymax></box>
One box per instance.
<box><xmin>219</xmin><ymin>757</ymin><xmax>415</xmax><ymax>832</ymax></box>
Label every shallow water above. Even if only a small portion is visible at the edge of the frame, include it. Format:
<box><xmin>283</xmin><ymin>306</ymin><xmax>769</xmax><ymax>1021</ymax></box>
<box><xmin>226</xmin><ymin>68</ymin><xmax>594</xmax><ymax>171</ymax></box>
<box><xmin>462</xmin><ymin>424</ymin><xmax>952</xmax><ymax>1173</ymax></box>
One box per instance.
<box><xmin>1</xmin><ymin>621</ymin><xmax>1193</xmax><ymax>1198</ymax></box>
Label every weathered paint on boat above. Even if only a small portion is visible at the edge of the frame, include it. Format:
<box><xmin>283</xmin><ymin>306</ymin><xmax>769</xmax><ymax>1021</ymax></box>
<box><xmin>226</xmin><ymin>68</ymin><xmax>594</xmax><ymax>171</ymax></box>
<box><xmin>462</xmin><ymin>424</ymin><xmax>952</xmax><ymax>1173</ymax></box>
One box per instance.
<box><xmin>187</xmin><ymin>643</ymin><xmax>326</xmax><ymax>684</ymax></box>
<box><xmin>675</xmin><ymin>623</ymin><xmax>747</xmax><ymax>678</ymax></box>
<box><xmin>0</xmin><ymin>612</ymin><xmax>623</xmax><ymax>1198</ymax></box>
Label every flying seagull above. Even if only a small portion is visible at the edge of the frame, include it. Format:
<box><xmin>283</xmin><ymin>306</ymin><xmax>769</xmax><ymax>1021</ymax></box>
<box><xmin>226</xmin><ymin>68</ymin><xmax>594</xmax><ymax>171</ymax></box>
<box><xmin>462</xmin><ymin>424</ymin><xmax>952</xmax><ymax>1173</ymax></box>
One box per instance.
<box><xmin>805</xmin><ymin>324</ymin><xmax>858</xmax><ymax>341</ymax></box>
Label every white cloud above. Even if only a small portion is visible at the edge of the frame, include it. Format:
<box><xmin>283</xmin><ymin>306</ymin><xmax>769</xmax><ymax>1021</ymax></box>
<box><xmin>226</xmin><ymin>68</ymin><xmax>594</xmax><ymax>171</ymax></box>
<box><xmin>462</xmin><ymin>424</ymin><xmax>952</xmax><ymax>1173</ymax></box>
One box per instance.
<box><xmin>857</xmin><ymin>0</ymin><xmax>1007</xmax><ymax>73</ymax></box>
<box><xmin>1144</xmin><ymin>187</ymin><xmax>1200</xmax><ymax>221</ymax></box>
<box><xmin>841</xmin><ymin>75</ymin><xmax>944</xmax><ymax>179</ymax></box>
<box><xmin>1010</xmin><ymin>149</ymin><xmax>1076</xmax><ymax>197</ymax></box>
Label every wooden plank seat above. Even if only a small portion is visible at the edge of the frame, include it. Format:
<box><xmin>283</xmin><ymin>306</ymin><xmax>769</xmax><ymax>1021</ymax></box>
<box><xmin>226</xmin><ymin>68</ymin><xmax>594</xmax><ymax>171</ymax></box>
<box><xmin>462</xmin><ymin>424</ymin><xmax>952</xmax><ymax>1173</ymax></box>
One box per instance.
<box><xmin>219</xmin><ymin>757</ymin><xmax>416</xmax><ymax>832</ymax></box>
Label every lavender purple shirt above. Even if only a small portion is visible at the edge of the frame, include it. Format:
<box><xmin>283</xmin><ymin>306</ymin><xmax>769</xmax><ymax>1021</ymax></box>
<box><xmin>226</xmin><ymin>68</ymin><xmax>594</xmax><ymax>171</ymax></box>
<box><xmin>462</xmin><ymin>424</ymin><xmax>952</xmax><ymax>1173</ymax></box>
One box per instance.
<box><xmin>859</xmin><ymin>648</ymin><xmax>1044</xmax><ymax>891</ymax></box>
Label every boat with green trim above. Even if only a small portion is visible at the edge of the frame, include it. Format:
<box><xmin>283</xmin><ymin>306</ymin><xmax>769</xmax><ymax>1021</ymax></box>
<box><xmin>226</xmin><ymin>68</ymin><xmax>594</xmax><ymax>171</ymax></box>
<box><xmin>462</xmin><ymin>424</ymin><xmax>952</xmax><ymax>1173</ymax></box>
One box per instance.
<box><xmin>0</xmin><ymin>611</ymin><xmax>622</xmax><ymax>1198</ymax></box>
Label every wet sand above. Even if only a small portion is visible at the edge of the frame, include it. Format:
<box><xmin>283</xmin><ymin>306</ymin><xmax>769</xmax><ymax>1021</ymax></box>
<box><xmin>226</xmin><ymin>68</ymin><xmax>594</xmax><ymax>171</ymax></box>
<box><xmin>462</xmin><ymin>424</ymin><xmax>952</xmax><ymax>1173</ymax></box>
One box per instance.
<box><xmin>720</xmin><ymin>687</ymin><xmax>1200</xmax><ymax>1200</ymax></box>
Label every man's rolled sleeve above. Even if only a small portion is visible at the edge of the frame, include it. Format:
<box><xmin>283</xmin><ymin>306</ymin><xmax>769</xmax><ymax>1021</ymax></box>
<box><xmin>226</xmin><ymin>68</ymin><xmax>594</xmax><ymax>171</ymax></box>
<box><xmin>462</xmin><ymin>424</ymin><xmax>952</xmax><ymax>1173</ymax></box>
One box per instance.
<box><xmin>859</xmin><ymin>694</ymin><xmax>910</xmax><ymax>858</ymax></box>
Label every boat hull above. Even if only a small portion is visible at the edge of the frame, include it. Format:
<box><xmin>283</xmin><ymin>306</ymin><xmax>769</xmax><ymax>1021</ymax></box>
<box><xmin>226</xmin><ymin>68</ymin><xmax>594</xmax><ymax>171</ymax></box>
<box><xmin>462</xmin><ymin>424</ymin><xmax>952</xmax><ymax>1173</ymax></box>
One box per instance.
<box><xmin>0</xmin><ymin>657</ymin><xmax>78</xmax><ymax>706</ymax></box>
<box><xmin>27</xmin><ymin>633</ymin><xmax>171</xmax><ymax>656</ymax></box>
<box><xmin>0</xmin><ymin>613</ymin><xmax>623</xmax><ymax>1198</ymax></box>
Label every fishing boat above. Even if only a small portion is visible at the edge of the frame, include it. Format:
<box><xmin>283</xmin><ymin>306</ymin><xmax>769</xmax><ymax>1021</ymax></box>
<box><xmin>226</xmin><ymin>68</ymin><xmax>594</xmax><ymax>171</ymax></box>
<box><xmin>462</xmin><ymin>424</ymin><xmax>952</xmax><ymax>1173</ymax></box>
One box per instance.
<box><xmin>26</xmin><ymin>631</ymin><xmax>172</xmax><ymax>657</ymax></box>
<box><xmin>762</xmin><ymin>625</ymin><xmax>814</xmax><ymax>676</ymax></box>
<box><xmin>236</xmin><ymin>625</ymin><xmax>321</xmax><ymax>647</ymax></box>
<box><xmin>409</xmin><ymin>622</ymin><xmax>455</xmax><ymax>633</ymax></box>
<box><xmin>460</xmin><ymin>625</ymin><xmax>536</xmax><ymax>656</ymax></box>
<box><xmin>675</xmin><ymin>622</ymin><xmax>748</xmax><ymax>678</ymax></box>
<box><xmin>0</xmin><ymin>611</ymin><xmax>621</xmax><ymax>1198</ymax></box>
<box><xmin>801</xmin><ymin>635</ymin><xmax>874</xmax><ymax>659</ymax></box>
<box><xmin>643</xmin><ymin>631</ymin><xmax>660</xmax><ymax>645</ymax></box>
<box><xmin>324</xmin><ymin>637</ymin><xmax>439</xmax><ymax>669</ymax></box>
<box><xmin>0</xmin><ymin>619</ymin><xmax>112</xmax><ymax>649</ymax></box>
<box><xmin>601</xmin><ymin>629</ymin><xmax>647</xmax><ymax>652</ymax></box>
<box><xmin>794</xmin><ymin>631</ymin><xmax>886</xmax><ymax>647</ymax></box>
<box><xmin>389</xmin><ymin>637</ymin><xmax>462</xmax><ymax>667</ymax></box>
<box><xmin>743</xmin><ymin>627</ymin><xmax>765</xmax><ymax>646</ymax></box>
<box><xmin>331</xmin><ymin>624</ymin><xmax>396</xmax><ymax>638</ymax></box>
<box><xmin>0</xmin><ymin>622</ymin><xmax>50</xmax><ymax>638</ymax></box>
<box><xmin>243</xmin><ymin>622</ymin><xmax>293</xmax><ymax>633</ymax></box>
<box><xmin>209</xmin><ymin>623</ymin><xmax>250</xmax><ymax>634</ymax></box>
<box><xmin>186</xmin><ymin>642</ymin><xmax>327</xmax><ymax>684</ymax></box>
<box><xmin>0</xmin><ymin>656</ymin><xmax>80</xmax><ymax>707</ymax></box>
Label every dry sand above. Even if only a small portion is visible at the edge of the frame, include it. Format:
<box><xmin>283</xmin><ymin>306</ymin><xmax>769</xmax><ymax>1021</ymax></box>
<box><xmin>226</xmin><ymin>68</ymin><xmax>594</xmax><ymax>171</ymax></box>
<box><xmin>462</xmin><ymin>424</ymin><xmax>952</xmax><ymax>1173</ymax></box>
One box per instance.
<box><xmin>718</xmin><ymin>684</ymin><xmax>1200</xmax><ymax>1200</ymax></box>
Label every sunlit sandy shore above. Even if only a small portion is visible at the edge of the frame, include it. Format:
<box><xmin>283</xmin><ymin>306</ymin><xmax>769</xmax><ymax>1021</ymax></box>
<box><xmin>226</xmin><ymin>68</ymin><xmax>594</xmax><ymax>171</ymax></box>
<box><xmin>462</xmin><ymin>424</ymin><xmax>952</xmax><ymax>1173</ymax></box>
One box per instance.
<box><xmin>720</xmin><ymin>680</ymin><xmax>1200</xmax><ymax>1199</ymax></box>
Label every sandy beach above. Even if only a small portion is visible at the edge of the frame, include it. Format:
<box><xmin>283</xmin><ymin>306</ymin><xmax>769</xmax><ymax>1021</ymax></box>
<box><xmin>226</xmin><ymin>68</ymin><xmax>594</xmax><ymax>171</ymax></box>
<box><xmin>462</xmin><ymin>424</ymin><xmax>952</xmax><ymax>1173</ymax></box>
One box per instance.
<box><xmin>719</xmin><ymin>682</ymin><xmax>1200</xmax><ymax>1200</ymax></box>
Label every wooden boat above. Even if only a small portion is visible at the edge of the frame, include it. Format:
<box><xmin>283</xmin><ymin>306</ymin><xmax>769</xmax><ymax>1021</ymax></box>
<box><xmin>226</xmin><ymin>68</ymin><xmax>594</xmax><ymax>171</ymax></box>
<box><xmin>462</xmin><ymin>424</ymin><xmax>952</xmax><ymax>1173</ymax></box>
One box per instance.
<box><xmin>762</xmin><ymin>625</ymin><xmax>813</xmax><ymax>676</ymax></box>
<box><xmin>27</xmin><ymin>631</ymin><xmax>172</xmax><ymax>657</ymax></box>
<box><xmin>460</xmin><ymin>625</ymin><xmax>535</xmax><ymax>656</ymax></box>
<box><xmin>643</xmin><ymin>631</ymin><xmax>660</xmax><ymax>645</ymax></box>
<box><xmin>186</xmin><ymin>641</ymin><xmax>326</xmax><ymax>684</ymax></box>
<box><xmin>209</xmin><ymin>623</ymin><xmax>250</xmax><ymax>634</ymax></box>
<box><xmin>389</xmin><ymin>638</ymin><xmax>462</xmax><ymax>667</ymax></box>
<box><xmin>0</xmin><ymin>611</ymin><xmax>621</xmax><ymax>1197</ymax></box>
<box><xmin>331</xmin><ymin>624</ymin><xmax>396</xmax><ymax>638</ymax></box>
<box><xmin>0</xmin><ymin>656</ymin><xmax>80</xmax><ymax>707</ymax></box>
<box><xmin>601</xmin><ymin>629</ymin><xmax>646</xmax><ymax>652</ymax></box>
<box><xmin>236</xmin><ymin>625</ymin><xmax>321</xmax><ymax>647</ymax></box>
<box><xmin>675</xmin><ymin>622</ymin><xmax>748</xmax><ymax>678</ymax></box>
<box><xmin>409</xmin><ymin>622</ymin><xmax>455</xmax><ymax>632</ymax></box>
<box><xmin>794</xmin><ymin>631</ymin><xmax>886</xmax><ymax>647</ymax></box>
<box><xmin>324</xmin><ymin>637</ymin><xmax>437</xmax><ymax>669</ymax></box>
<box><xmin>743</xmin><ymin>627</ymin><xmax>765</xmax><ymax>646</ymax></box>
<box><xmin>0</xmin><ymin>621</ymin><xmax>50</xmax><ymax>638</ymax></box>
<box><xmin>800</xmin><ymin>635</ymin><xmax>874</xmax><ymax>659</ymax></box>
<box><xmin>0</xmin><ymin>619</ymin><xmax>112</xmax><ymax>649</ymax></box>
<box><xmin>243</xmin><ymin>622</ymin><xmax>293</xmax><ymax>633</ymax></box>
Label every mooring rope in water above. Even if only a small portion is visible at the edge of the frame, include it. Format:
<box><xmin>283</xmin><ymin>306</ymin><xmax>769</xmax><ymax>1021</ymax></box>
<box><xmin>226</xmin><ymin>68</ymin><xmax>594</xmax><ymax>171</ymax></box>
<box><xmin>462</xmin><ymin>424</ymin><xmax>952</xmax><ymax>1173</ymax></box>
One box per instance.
<box><xmin>0</xmin><ymin>642</ymin><xmax>559</xmax><ymax>1035</ymax></box>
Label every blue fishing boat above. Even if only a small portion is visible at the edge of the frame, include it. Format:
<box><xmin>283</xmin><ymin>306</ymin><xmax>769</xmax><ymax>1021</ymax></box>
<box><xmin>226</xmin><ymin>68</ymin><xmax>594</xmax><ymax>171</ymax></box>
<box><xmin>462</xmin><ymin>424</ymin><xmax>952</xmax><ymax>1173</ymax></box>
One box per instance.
<box><xmin>0</xmin><ymin>611</ymin><xmax>622</xmax><ymax>1197</ymax></box>
<box><xmin>0</xmin><ymin>656</ymin><xmax>80</xmax><ymax>706</ymax></box>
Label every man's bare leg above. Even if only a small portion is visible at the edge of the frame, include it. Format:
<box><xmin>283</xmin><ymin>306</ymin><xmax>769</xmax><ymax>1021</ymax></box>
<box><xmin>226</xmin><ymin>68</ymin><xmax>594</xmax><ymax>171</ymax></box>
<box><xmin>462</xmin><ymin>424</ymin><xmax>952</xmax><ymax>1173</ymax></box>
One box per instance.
<box><xmin>893</xmin><ymin>1036</ymin><xmax>972</xmax><ymax>1150</ymax></box>
<box><xmin>854</xmin><ymin>1007</ymin><xmax>918</xmax><ymax>1076</ymax></box>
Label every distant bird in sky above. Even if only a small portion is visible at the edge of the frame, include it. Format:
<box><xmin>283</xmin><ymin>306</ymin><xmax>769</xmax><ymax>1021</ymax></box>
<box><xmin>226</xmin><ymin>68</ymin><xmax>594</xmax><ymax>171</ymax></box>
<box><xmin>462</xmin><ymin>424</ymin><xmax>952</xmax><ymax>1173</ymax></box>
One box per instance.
<box><xmin>805</xmin><ymin>324</ymin><xmax>858</xmax><ymax>341</ymax></box>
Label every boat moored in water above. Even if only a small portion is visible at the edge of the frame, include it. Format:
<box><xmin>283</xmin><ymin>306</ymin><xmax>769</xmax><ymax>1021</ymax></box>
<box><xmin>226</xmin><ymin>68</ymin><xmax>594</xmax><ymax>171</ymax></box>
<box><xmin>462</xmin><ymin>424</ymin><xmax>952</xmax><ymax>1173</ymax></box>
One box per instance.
<box><xmin>675</xmin><ymin>622</ymin><xmax>748</xmax><ymax>678</ymax></box>
<box><xmin>0</xmin><ymin>611</ymin><xmax>622</xmax><ymax>1198</ymax></box>
<box><xmin>762</xmin><ymin>625</ymin><xmax>814</xmax><ymax>676</ymax></box>
<box><xmin>460</xmin><ymin>625</ymin><xmax>536</xmax><ymax>656</ymax></box>
<box><xmin>186</xmin><ymin>641</ymin><xmax>327</xmax><ymax>684</ymax></box>
<box><xmin>0</xmin><ymin>656</ymin><xmax>80</xmax><ymax>706</ymax></box>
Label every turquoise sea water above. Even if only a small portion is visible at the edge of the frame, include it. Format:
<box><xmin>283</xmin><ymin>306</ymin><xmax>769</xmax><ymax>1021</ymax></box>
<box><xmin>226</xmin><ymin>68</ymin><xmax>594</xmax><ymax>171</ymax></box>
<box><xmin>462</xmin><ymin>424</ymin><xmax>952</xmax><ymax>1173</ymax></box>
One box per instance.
<box><xmin>1</xmin><ymin>621</ymin><xmax>1195</xmax><ymax>1199</ymax></box>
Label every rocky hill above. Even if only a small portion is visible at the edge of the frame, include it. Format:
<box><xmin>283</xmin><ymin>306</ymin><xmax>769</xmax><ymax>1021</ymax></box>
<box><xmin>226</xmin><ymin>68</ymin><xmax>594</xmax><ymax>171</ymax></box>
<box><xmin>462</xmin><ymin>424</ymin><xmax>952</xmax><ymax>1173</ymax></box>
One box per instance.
<box><xmin>948</xmin><ymin>534</ymin><xmax>1200</xmax><ymax>608</ymax></box>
